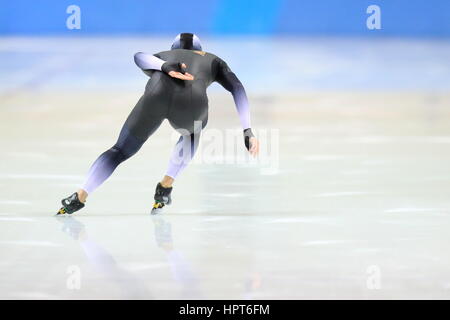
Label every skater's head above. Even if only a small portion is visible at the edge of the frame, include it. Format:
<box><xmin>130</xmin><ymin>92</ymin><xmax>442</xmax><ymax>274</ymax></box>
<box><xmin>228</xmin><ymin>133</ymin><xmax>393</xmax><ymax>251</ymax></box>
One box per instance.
<box><xmin>171</xmin><ymin>33</ymin><xmax>202</xmax><ymax>51</ymax></box>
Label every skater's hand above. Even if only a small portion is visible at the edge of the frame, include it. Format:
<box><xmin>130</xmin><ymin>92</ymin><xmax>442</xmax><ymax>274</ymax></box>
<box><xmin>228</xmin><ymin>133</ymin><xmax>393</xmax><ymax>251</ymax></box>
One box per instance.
<box><xmin>248</xmin><ymin>137</ymin><xmax>259</xmax><ymax>157</ymax></box>
<box><xmin>244</xmin><ymin>128</ymin><xmax>259</xmax><ymax>157</ymax></box>
<box><xmin>168</xmin><ymin>69</ymin><xmax>194</xmax><ymax>80</ymax></box>
<box><xmin>162</xmin><ymin>62</ymin><xmax>194</xmax><ymax>80</ymax></box>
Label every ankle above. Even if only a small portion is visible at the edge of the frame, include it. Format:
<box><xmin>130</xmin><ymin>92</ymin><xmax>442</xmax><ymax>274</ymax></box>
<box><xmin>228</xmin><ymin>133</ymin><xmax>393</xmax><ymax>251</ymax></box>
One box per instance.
<box><xmin>160</xmin><ymin>176</ymin><xmax>174</xmax><ymax>188</ymax></box>
<box><xmin>160</xmin><ymin>182</ymin><xmax>172</xmax><ymax>188</ymax></box>
<box><xmin>77</xmin><ymin>189</ymin><xmax>88</xmax><ymax>203</ymax></box>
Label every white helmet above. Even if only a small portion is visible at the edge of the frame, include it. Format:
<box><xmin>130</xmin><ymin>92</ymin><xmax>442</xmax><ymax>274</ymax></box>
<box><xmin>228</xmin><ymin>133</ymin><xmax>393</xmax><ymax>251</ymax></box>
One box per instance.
<box><xmin>171</xmin><ymin>33</ymin><xmax>202</xmax><ymax>50</ymax></box>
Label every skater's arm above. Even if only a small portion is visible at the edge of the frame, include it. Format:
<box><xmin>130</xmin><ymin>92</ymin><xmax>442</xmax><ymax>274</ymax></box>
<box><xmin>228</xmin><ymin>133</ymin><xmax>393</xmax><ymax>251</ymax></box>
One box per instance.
<box><xmin>214</xmin><ymin>58</ymin><xmax>251</xmax><ymax>130</ymax></box>
<box><xmin>214</xmin><ymin>58</ymin><xmax>259</xmax><ymax>156</ymax></box>
<box><xmin>134</xmin><ymin>52</ymin><xmax>194</xmax><ymax>81</ymax></box>
<box><xmin>134</xmin><ymin>52</ymin><xmax>165</xmax><ymax>71</ymax></box>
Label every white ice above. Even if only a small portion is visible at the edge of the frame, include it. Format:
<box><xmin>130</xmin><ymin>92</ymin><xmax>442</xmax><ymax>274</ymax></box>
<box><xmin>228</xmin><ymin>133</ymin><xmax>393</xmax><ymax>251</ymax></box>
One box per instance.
<box><xmin>0</xmin><ymin>37</ymin><xmax>450</xmax><ymax>299</ymax></box>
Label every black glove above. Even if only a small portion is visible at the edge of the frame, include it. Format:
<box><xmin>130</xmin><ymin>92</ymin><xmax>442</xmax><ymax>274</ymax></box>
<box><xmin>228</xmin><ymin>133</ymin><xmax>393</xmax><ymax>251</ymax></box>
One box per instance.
<box><xmin>161</xmin><ymin>61</ymin><xmax>186</xmax><ymax>75</ymax></box>
<box><xmin>243</xmin><ymin>128</ymin><xmax>255</xmax><ymax>151</ymax></box>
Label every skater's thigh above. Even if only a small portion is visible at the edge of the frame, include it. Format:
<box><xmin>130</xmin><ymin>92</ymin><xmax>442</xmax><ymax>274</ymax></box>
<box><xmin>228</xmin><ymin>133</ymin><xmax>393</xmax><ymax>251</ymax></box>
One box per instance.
<box><xmin>168</xmin><ymin>90</ymin><xmax>208</xmax><ymax>135</ymax></box>
<box><xmin>123</xmin><ymin>93</ymin><xmax>167</xmax><ymax>140</ymax></box>
<box><xmin>114</xmin><ymin>125</ymin><xmax>147</xmax><ymax>158</ymax></box>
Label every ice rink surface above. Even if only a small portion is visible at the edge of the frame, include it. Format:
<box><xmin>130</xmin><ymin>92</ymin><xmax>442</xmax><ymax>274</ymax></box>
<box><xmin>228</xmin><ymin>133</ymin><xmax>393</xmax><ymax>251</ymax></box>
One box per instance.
<box><xmin>1</xmin><ymin>37</ymin><xmax>450</xmax><ymax>299</ymax></box>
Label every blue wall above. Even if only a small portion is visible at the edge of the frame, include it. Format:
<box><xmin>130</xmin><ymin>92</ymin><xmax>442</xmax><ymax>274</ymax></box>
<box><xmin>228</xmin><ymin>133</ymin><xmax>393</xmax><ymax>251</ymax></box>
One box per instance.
<box><xmin>0</xmin><ymin>0</ymin><xmax>449</xmax><ymax>36</ymax></box>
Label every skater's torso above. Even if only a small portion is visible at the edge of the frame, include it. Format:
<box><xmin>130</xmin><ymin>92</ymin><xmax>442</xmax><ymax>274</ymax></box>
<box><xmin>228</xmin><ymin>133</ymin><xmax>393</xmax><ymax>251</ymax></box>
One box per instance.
<box><xmin>126</xmin><ymin>49</ymin><xmax>225</xmax><ymax>138</ymax></box>
<box><xmin>144</xmin><ymin>49</ymin><xmax>220</xmax><ymax>96</ymax></box>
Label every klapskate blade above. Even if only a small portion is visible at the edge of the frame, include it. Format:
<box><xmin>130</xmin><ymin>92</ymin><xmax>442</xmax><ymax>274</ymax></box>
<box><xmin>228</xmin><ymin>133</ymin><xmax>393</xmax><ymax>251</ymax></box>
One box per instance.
<box><xmin>56</xmin><ymin>208</ymin><xmax>66</xmax><ymax>215</ymax></box>
<box><xmin>151</xmin><ymin>205</ymin><xmax>164</xmax><ymax>215</ymax></box>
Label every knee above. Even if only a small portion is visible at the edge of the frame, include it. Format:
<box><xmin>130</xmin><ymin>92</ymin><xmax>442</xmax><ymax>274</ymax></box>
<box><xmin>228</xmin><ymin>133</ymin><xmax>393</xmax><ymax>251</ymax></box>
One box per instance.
<box><xmin>111</xmin><ymin>131</ymin><xmax>144</xmax><ymax>163</ymax></box>
<box><xmin>179</xmin><ymin>133</ymin><xmax>200</xmax><ymax>159</ymax></box>
<box><xmin>110</xmin><ymin>144</ymin><xmax>138</xmax><ymax>163</ymax></box>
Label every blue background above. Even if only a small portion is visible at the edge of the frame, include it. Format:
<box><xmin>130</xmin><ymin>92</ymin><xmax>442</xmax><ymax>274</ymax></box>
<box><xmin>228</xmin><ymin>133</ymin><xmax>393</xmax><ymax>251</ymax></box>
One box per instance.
<box><xmin>0</xmin><ymin>0</ymin><xmax>449</xmax><ymax>36</ymax></box>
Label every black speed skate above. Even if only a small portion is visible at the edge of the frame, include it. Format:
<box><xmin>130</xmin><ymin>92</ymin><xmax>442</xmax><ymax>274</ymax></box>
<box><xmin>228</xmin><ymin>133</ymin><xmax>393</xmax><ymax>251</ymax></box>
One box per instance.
<box><xmin>151</xmin><ymin>183</ymin><xmax>172</xmax><ymax>215</ymax></box>
<box><xmin>57</xmin><ymin>192</ymin><xmax>85</xmax><ymax>215</ymax></box>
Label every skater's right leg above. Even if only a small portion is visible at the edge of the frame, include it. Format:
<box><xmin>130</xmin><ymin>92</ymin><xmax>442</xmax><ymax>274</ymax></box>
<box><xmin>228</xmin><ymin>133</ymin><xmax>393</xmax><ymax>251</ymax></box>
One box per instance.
<box><xmin>151</xmin><ymin>132</ymin><xmax>202</xmax><ymax>214</ymax></box>
<box><xmin>160</xmin><ymin>175</ymin><xmax>174</xmax><ymax>188</ymax></box>
<box><xmin>165</xmin><ymin>132</ymin><xmax>201</xmax><ymax>181</ymax></box>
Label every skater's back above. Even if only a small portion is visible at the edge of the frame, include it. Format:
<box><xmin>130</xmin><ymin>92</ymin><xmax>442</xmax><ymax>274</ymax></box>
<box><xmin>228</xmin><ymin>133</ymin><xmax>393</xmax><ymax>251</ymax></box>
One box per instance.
<box><xmin>150</xmin><ymin>49</ymin><xmax>219</xmax><ymax>89</ymax></box>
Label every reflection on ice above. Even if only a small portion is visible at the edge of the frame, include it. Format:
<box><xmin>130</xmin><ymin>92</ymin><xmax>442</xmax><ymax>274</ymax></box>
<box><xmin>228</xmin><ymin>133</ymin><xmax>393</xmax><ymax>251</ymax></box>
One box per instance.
<box><xmin>56</xmin><ymin>216</ymin><xmax>151</xmax><ymax>299</ymax></box>
<box><xmin>55</xmin><ymin>215</ymin><xmax>202</xmax><ymax>299</ymax></box>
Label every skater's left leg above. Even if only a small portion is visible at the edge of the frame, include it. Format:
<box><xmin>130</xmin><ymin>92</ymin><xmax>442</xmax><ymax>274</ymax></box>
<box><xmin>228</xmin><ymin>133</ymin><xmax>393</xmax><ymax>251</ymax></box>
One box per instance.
<box><xmin>58</xmin><ymin>95</ymin><xmax>165</xmax><ymax>215</ymax></box>
<box><xmin>57</xmin><ymin>127</ymin><xmax>148</xmax><ymax>215</ymax></box>
<box><xmin>76</xmin><ymin>93</ymin><xmax>166</xmax><ymax>202</ymax></box>
<box><xmin>81</xmin><ymin>125</ymin><xmax>148</xmax><ymax>196</ymax></box>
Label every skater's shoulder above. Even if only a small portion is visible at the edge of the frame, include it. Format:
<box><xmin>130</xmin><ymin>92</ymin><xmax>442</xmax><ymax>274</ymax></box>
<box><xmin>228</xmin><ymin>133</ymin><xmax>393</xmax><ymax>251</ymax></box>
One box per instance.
<box><xmin>154</xmin><ymin>50</ymin><xmax>172</xmax><ymax>58</ymax></box>
<box><xmin>202</xmin><ymin>51</ymin><xmax>224</xmax><ymax>61</ymax></box>
<box><xmin>155</xmin><ymin>49</ymin><xmax>222</xmax><ymax>60</ymax></box>
<box><xmin>155</xmin><ymin>49</ymin><xmax>209</xmax><ymax>59</ymax></box>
